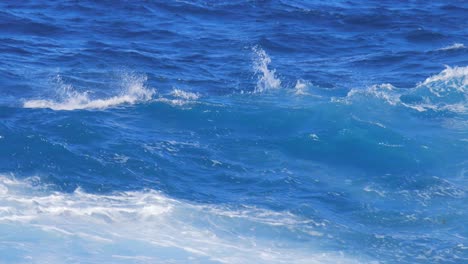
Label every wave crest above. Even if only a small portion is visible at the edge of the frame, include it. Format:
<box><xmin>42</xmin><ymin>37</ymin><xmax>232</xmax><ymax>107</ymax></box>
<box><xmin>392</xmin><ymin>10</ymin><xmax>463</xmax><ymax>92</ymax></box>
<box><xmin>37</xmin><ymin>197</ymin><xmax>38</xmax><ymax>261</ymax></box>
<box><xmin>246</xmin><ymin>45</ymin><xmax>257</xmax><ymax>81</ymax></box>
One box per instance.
<box><xmin>342</xmin><ymin>66</ymin><xmax>468</xmax><ymax>113</ymax></box>
<box><xmin>23</xmin><ymin>74</ymin><xmax>155</xmax><ymax>111</ymax></box>
<box><xmin>419</xmin><ymin>65</ymin><xmax>468</xmax><ymax>90</ymax></box>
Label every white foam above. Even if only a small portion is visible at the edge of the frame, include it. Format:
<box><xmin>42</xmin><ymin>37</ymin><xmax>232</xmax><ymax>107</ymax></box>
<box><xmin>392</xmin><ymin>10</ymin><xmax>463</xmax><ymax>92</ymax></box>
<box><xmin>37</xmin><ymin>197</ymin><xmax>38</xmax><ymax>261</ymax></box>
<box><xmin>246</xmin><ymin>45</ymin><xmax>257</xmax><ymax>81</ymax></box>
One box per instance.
<box><xmin>23</xmin><ymin>74</ymin><xmax>155</xmax><ymax>111</ymax></box>
<box><xmin>402</xmin><ymin>102</ymin><xmax>467</xmax><ymax>113</ymax></box>
<box><xmin>170</xmin><ymin>89</ymin><xmax>200</xmax><ymax>100</ymax></box>
<box><xmin>419</xmin><ymin>65</ymin><xmax>468</xmax><ymax>89</ymax></box>
<box><xmin>309</xmin><ymin>133</ymin><xmax>320</xmax><ymax>141</ymax></box>
<box><xmin>345</xmin><ymin>83</ymin><xmax>400</xmax><ymax>106</ymax></box>
<box><xmin>340</xmin><ymin>67</ymin><xmax>468</xmax><ymax>113</ymax></box>
<box><xmin>351</xmin><ymin>115</ymin><xmax>386</xmax><ymax>128</ymax></box>
<box><xmin>437</xmin><ymin>43</ymin><xmax>465</xmax><ymax>51</ymax></box>
<box><xmin>156</xmin><ymin>88</ymin><xmax>200</xmax><ymax>106</ymax></box>
<box><xmin>0</xmin><ymin>175</ymin><xmax>368</xmax><ymax>264</ymax></box>
<box><xmin>294</xmin><ymin>79</ymin><xmax>309</xmax><ymax>95</ymax></box>
<box><xmin>363</xmin><ymin>186</ymin><xmax>386</xmax><ymax>197</ymax></box>
<box><xmin>409</xmin><ymin>66</ymin><xmax>468</xmax><ymax>112</ymax></box>
<box><xmin>377</xmin><ymin>142</ymin><xmax>403</xmax><ymax>148</ymax></box>
<box><xmin>252</xmin><ymin>46</ymin><xmax>281</xmax><ymax>93</ymax></box>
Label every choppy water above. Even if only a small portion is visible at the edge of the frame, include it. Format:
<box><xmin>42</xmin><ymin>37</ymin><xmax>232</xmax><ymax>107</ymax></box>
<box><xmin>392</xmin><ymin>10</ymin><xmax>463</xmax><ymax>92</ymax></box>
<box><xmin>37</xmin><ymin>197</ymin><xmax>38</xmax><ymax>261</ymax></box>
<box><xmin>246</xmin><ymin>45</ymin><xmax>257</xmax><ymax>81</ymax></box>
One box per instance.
<box><xmin>1</xmin><ymin>1</ymin><xmax>467</xmax><ymax>263</ymax></box>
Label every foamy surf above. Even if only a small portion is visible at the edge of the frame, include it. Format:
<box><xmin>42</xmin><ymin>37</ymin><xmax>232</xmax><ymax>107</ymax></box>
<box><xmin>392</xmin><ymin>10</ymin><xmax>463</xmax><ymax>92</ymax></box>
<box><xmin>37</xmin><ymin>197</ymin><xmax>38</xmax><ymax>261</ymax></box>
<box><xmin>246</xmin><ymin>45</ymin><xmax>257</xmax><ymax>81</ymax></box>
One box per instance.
<box><xmin>0</xmin><ymin>175</ymin><xmax>368</xmax><ymax>264</ymax></box>
<box><xmin>419</xmin><ymin>65</ymin><xmax>468</xmax><ymax>88</ymax></box>
<box><xmin>23</xmin><ymin>74</ymin><xmax>155</xmax><ymax>111</ymax></box>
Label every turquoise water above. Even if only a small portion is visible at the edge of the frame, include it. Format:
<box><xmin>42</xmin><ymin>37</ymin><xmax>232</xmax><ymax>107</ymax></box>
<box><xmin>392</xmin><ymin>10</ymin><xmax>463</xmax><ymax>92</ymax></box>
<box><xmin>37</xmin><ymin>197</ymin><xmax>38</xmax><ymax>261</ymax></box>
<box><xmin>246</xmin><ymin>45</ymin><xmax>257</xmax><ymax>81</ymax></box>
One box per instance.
<box><xmin>0</xmin><ymin>1</ymin><xmax>467</xmax><ymax>263</ymax></box>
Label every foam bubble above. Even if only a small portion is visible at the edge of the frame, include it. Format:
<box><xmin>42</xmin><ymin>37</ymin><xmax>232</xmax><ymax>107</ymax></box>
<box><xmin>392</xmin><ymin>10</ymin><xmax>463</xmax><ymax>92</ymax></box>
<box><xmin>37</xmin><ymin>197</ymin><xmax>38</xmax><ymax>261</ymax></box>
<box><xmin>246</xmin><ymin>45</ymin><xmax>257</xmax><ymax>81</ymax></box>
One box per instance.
<box><xmin>252</xmin><ymin>46</ymin><xmax>281</xmax><ymax>93</ymax></box>
<box><xmin>23</xmin><ymin>74</ymin><xmax>155</xmax><ymax>111</ymax></box>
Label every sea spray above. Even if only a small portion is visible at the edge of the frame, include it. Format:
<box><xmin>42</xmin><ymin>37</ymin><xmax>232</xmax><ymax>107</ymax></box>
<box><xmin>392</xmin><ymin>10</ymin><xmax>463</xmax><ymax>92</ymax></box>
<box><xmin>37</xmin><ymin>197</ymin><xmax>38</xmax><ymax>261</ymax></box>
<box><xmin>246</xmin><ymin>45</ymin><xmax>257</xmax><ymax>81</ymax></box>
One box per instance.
<box><xmin>252</xmin><ymin>46</ymin><xmax>281</xmax><ymax>93</ymax></box>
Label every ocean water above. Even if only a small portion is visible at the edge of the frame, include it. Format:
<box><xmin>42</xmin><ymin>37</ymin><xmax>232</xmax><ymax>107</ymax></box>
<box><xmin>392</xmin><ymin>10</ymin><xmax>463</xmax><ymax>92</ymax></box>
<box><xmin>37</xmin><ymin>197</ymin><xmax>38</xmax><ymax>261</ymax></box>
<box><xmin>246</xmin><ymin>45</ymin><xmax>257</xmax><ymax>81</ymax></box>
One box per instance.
<box><xmin>0</xmin><ymin>1</ymin><xmax>467</xmax><ymax>263</ymax></box>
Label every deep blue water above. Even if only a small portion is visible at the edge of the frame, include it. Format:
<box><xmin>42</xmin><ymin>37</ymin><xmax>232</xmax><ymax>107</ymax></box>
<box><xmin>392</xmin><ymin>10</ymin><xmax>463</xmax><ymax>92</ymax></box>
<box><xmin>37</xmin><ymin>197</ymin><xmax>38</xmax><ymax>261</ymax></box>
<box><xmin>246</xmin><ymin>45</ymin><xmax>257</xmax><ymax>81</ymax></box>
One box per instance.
<box><xmin>0</xmin><ymin>1</ymin><xmax>467</xmax><ymax>263</ymax></box>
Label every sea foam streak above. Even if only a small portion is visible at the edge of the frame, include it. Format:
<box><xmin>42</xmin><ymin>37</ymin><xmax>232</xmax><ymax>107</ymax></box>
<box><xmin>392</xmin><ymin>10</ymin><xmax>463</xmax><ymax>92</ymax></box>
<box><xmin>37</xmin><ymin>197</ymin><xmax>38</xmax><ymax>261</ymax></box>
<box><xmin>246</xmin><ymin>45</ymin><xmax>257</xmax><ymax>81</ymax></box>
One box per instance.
<box><xmin>23</xmin><ymin>74</ymin><xmax>155</xmax><ymax>111</ymax></box>
<box><xmin>0</xmin><ymin>175</ymin><xmax>368</xmax><ymax>264</ymax></box>
<box><xmin>437</xmin><ymin>43</ymin><xmax>465</xmax><ymax>51</ymax></box>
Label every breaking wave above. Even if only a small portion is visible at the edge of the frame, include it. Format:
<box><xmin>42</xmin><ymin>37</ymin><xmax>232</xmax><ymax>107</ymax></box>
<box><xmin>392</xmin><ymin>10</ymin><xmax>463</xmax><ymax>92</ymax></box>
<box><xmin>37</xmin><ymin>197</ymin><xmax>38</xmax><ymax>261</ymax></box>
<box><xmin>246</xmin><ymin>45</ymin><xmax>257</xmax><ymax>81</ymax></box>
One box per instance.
<box><xmin>0</xmin><ymin>175</ymin><xmax>366</xmax><ymax>264</ymax></box>
<box><xmin>23</xmin><ymin>74</ymin><xmax>155</xmax><ymax>111</ymax></box>
<box><xmin>342</xmin><ymin>66</ymin><xmax>468</xmax><ymax>113</ymax></box>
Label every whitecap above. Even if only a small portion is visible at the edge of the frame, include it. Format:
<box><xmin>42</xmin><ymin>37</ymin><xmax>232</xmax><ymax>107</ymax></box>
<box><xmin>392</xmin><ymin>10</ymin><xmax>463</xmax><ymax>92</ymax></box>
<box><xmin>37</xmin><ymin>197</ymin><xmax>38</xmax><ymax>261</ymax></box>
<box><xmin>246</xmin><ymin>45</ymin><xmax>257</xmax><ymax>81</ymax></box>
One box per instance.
<box><xmin>340</xmin><ymin>66</ymin><xmax>468</xmax><ymax>114</ymax></box>
<box><xmin>170</xmin><ymin>88</ymin><xmax>200</xmax><ymax>100</ymax></box>
<box><xmin>23</xmin><ymin>74</ymin><xmax>155</xmax><ymax>111</ymax></box>
<box><xmin>419</xmin><ymin>65</ymin><xmax>468</xmax><ymax>89</ymax></box>
<box><xmin>294</xmin><ymin>79</ymin><xmax>309</xmax><ymax>95</ymax></box>
<box><xmin>344</xmin><ymin>83</ymin><xmax>400</xmax><ymax>106</ymax></box>
<box><xmin>309</xmin><ymin>133</ymin><xmax>320</xmax><ymax>141</ymax></box>
<box><xmin>437</xmin><ymin>43</ymin><xmax>465</xmax><ymax>51</ymax></box>
<box><xmin>156</xmin><ymin>88</ymin><xmax>200</xmax><ymax>107</ymax></box>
